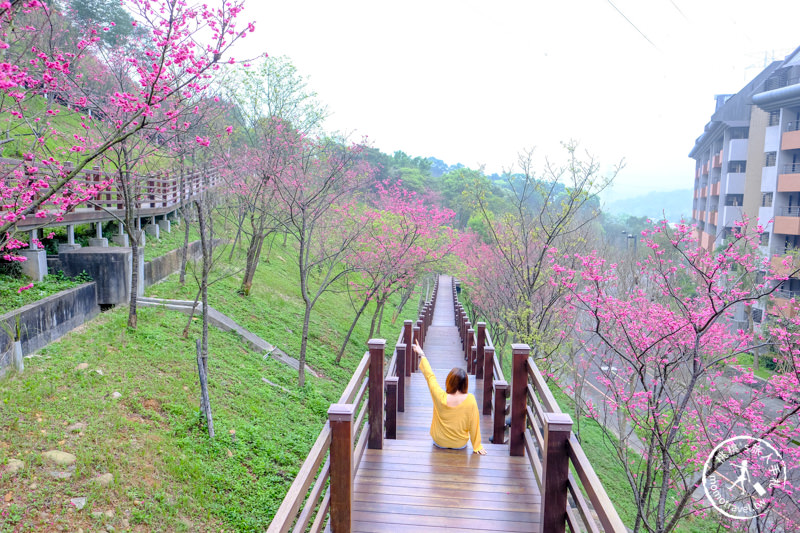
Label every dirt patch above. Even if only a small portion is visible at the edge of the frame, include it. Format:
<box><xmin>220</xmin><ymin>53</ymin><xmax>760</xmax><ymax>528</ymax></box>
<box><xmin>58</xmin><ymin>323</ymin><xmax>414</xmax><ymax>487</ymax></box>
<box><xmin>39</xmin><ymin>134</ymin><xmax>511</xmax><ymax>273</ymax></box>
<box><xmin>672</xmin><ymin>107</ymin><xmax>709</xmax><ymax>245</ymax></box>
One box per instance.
<box><xmin>142</xmin><ymin>399</ymin><xmax>161</xmax><ymax>412</ymax></box>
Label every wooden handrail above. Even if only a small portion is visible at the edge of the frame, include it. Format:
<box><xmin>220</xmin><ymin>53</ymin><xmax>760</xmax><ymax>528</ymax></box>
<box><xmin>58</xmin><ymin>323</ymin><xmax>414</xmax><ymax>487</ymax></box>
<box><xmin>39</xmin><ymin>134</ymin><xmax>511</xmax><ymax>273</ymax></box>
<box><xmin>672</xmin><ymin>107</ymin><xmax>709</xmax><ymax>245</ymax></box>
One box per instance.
<box><xmin>521</xmin><ymin>351</ymin><xmax>627</xmax><ymax>533</ymax></box>
<box><xmin>267</xmin><ymin>348</ymin><xmax>370</xmax><ymax>533</ymax></box>
<box><xmin>2</xmin><ymin>156</ymin><xmax>222</xmax><ymax>229</ymax></box>
<box><xmin>268</xmin><ymin>282</ymin><xmax>439</xmax><ymax>532</ymax></box>
<box><xmin>456</xmin><ymin>281</ymin><xmax>626</xmax><ymax>532</ymax></box>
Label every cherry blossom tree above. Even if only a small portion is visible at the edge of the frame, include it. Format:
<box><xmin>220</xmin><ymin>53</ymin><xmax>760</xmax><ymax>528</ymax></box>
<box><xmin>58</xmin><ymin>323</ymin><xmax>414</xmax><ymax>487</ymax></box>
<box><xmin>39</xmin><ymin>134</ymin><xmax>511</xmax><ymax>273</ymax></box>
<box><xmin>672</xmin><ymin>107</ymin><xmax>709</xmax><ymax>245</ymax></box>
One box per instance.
<box><xmin>269</xmin><ymin>134</ymin><xmax>375</xmax><ymax>387</ymax></box>
<box><xmin>334</xmin><ymin>180</ymin><xmax>455</xmax><ymax>363</ymax></box>
<box><xmin>463</xmin><ymin>144</ymin><xmax>618</xmax><ymax>365</ymax></box>
<box><xmin>0</xmin><ymin>0</ymin><xmax>254</xmax><ymax>263</ymax></box>
<box><xmin>555</xmin><ymin>220</ymin><xmax>800</xmax><ymax>532</ymax></box>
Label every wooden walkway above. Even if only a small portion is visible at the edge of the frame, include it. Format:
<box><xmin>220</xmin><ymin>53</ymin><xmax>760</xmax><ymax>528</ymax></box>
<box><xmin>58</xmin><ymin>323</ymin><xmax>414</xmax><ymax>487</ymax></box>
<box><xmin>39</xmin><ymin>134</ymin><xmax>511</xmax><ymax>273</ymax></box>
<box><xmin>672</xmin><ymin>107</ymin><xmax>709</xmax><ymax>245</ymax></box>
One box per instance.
<box><xmin>352</xmin><ymin>276</ymin><xmax>541</xmax><ymax>532</ymax></box>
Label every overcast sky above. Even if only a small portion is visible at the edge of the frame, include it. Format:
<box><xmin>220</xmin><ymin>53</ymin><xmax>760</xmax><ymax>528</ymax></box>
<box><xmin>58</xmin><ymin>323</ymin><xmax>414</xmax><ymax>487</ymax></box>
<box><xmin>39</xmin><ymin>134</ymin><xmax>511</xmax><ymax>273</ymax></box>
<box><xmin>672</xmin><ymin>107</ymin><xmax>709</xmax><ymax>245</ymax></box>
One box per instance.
<box><xmin>234</xmin><ymin>0</ymin><xmax>800</xmax><ymax>200</ymax></box>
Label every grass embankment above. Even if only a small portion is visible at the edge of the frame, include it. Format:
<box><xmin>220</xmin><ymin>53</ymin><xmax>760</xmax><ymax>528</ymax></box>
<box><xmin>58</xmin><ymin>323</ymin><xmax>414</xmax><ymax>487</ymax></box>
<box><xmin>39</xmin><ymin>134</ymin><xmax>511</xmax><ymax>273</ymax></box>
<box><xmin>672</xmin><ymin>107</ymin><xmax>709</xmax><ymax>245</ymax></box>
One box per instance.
<box><xmin>0</xmin><ymin>272</ymin><xmax>92</xmax><ymax>315</ymax></box>
<box><xmin>735</xmin><ymin>352</ymin><xmax>776</xmax><ymax>382</ymax></box>
<box><xmin>141</xmin><ymin>223</ymin><xmax>200</xmax><ymax>262</ymax></box>
<box><xmin>0</xmin><ymin>237</ymin><xmax>410</xmax><ymax>531</ymax></box>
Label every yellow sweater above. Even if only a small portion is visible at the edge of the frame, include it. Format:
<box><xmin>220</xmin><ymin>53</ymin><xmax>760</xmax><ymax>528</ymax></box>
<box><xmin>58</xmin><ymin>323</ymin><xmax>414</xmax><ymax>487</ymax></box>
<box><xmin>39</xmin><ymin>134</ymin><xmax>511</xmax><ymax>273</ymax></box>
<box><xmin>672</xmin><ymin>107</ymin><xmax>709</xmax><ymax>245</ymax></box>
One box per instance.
<box><xmin>419</xmin><ymin>356</ymin><xmax>484</xmax><ymax>452</ymax></box>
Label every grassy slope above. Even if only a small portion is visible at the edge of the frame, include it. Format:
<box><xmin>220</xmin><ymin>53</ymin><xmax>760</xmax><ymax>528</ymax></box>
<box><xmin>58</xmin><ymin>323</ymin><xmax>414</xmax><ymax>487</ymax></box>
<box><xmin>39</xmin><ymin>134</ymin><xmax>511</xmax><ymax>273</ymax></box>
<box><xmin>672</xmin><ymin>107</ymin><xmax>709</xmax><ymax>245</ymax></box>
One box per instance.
<box><xmin>0</xmin><ymin>237</ymin><xmax>409</xmax><ymax>532</ymax></box>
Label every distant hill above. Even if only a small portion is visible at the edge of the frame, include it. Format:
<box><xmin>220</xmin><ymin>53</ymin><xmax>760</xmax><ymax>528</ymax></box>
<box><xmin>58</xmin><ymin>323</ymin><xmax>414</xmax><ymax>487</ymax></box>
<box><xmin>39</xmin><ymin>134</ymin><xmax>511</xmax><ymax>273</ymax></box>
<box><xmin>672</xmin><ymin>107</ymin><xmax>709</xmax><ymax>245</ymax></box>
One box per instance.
<box><xmin>604</xmin><ymin>189</ymin><xmax>692</xmax><ymax>223</ymax></box>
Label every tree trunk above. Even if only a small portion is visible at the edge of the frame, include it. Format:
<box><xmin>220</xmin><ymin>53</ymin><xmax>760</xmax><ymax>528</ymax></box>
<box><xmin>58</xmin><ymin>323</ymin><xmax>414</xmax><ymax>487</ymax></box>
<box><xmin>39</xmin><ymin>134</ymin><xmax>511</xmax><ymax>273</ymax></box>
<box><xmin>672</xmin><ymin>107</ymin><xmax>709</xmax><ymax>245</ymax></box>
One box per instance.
<box><xmin>228</xmin><ymin>207</ymin><xmax>246</xmax><ymax>261</ymax></box>
<box><xmin>195</xmin><ymin>199</ymin><xmax>210</xmax><ymax>364</ymax></box>
<box><xmin>240</xmin><ymin>230</ymin><xmax>264</xmax><ymax>296</ymax></box>
<box><xmin>368</xmin><ymin>298</ymin><xmax>385</xmax><ymax>339</ymax></box>
<box><xmin>182</xmin><ymin>287</ymin><xmax>202</xmax><ymax>338</ymax></box>
<box><xmin>299</xmin><ymin>302</ymin><xmax>311</xmax><ymax>387</ymax></box>
<box><xmin>336</xmin><ymin>296</ymin><xmax>371</xmax><ymax>364</ymax></box>
<box><xmin>392</xmin><ymin>286</ymin><xmax>414</xmax><ymax>325</ymax></box>
<box><xmin>128</xmin><ymin>231</ymin><xmax>140</xmax><ymax>329</ymax></box>
<box><xmin>297</xmin><ymin>225</ymin><xmax>309</xmax><ymax>388</ymax></box>
<box><xmin>179</xmin><ymin>204</ymin><xmax>190</xmax><ymax>285</ymax></box>
<box><xmin>376</xmin><ymin>297</ymin><xmax>386</xmax><ymax>335</ymax></box>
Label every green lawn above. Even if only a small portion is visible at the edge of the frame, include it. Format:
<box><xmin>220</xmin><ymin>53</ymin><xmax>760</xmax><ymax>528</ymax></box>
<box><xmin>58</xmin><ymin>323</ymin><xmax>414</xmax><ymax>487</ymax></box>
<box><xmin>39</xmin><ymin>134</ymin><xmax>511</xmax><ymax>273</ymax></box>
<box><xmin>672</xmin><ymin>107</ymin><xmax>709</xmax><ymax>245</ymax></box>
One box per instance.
<box><xmin>0</xmin><ymin>271</ymin><xmax>92</xmax><ymax>315</ymax></box>
<box><xmin>0</xmin><ymin>237</ymin><xmax>415</xmax><ymax>531</ymax></box>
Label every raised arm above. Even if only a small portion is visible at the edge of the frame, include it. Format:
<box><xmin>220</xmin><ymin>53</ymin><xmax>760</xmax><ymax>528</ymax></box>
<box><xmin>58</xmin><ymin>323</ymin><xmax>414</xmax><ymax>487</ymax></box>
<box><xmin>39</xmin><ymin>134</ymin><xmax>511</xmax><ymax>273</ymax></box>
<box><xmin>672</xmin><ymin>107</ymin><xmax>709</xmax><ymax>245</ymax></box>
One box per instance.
<box><xmin>416</xmin><ymin>346</ymin><xmax>444</xmax><ymax>398</ymax></box>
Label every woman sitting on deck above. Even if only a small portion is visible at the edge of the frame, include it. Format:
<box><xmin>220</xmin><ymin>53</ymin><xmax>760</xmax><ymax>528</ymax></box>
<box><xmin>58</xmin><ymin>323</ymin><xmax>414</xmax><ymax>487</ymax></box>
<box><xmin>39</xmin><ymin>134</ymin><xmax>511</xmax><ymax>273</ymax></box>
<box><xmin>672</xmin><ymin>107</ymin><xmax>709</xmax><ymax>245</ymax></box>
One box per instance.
<box><xmin>412</xmin><ymin>340</ymin><xmax>487</xmax><ymax>455</ymax></box>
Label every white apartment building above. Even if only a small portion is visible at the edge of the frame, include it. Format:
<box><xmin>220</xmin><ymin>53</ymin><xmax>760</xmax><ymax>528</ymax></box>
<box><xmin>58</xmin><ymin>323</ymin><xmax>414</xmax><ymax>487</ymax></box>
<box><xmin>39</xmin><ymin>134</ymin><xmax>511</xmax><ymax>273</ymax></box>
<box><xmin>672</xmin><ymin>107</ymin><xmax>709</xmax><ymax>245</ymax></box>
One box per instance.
<box><xmin>691</xmin><ymin>46</ymin><xmax>800</xmax><ymax>322</ymax></box>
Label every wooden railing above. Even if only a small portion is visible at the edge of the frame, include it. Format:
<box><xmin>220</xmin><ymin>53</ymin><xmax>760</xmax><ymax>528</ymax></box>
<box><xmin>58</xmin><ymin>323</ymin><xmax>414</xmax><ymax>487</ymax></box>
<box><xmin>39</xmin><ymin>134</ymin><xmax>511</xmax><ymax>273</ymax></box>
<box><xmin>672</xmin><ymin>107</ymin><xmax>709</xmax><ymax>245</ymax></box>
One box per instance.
<box><xmin>0</xmin><ymin>157</ymin><xmax>221</xmax><ymax>228</ymax></box>
<box><xmin>455</xmin><ymin>283</ymin><xmax>627</xmax><ymax>533</ymax></box>
<box><xmin>267</xmin><ymin>279</ymin><xmax>438</xmax><ymax>533</ymax></box>
<box><xmin>451</xmin><ymin>280</ymin><xmax>508</xmax><ymax>445</ymax></box>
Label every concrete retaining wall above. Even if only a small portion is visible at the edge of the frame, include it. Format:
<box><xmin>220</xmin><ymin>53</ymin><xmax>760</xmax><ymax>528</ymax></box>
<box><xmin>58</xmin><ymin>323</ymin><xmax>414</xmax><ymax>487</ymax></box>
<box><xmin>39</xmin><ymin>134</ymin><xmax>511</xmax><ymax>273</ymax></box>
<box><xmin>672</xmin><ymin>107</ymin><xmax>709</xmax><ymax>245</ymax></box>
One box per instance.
<box><xmin>0</xmin><ymin>283</ymin><xmax>99</xmax><ymax>377</ymax></box>
<box><xmin>145</xmin><ymin>240</ymin><xmax>202</xmax><ymax>288</ymax></box>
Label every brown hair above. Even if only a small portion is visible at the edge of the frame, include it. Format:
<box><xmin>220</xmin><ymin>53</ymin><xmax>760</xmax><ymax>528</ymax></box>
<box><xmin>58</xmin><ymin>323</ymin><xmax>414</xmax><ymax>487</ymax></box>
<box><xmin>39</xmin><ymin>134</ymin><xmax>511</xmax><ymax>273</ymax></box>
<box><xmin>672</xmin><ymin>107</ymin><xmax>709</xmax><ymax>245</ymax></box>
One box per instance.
<box><xmin>445</xmin><ymin>367</ymin><xmax>468</xmax><ymax>394</ymax></box>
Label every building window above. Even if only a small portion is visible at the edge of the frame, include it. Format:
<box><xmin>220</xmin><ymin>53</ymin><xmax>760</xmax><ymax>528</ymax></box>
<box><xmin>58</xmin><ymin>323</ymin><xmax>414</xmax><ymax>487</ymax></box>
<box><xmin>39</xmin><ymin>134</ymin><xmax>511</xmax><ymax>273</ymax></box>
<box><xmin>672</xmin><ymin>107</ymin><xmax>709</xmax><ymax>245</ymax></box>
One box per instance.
<box><xmin>725</xmin><ymin>194</ymin><xmax>743</xmax><ymax>206</ymax></box>
<box><xmin>752</xmin><ymin>308</ymin><xmax>763</xmax><ymax>324</ymax></box>
<box><xmin>730</xmin><ymin>127</ymin><xmax>749</xmax><ymax>139</ymax></box>
<box><xmin>769</xmin><ymin>110</ymin><xmax>781</xmax><ymax>126</ymax></box>
<box><xmin>762</xmin><ymin>192</ymin><xmax>773</xmax><ymax>207</ymax></box>
<box><xmin>765</xmin><ymin>152</ymin><xmax>777</xmax><ymax>167</ymax></box>
<box><xmin>728</xmin><ymin>161</ymin><xmax>747</xmax><ymax>173</ymax></box>
<box><xmin>760</xmin><ymin>232</ymin><xmax>770</xmax><ymax>246</ymax></box>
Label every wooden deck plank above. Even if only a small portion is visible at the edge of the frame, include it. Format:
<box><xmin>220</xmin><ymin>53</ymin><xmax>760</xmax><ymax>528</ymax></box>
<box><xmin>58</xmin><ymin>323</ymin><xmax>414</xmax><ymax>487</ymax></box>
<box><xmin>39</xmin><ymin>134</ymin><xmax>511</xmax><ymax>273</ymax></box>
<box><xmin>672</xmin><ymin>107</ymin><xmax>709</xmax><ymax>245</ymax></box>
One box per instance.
<box><xmin>353</xmin><ymin>491</ymin><xmax>540</xmax><ymax>512</ymax></box>
<box><xmin>352</xmin><ymin>275</ymin><xmax>540</xmax><ymax>530</ymax></box>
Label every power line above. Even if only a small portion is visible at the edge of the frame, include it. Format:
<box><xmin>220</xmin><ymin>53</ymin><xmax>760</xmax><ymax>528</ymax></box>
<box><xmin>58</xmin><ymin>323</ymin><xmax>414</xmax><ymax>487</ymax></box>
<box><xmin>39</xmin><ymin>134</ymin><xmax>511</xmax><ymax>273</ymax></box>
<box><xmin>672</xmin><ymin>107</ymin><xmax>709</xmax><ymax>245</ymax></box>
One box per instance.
<box><xmin>605</xmin><ymin>0</ymin><xmax>658</xmax><ymax>50</ymax></box>
<box><xmin>666</xmin><ymin>0</ymin><xmax>688</xmax><ymax>21</ymax></box>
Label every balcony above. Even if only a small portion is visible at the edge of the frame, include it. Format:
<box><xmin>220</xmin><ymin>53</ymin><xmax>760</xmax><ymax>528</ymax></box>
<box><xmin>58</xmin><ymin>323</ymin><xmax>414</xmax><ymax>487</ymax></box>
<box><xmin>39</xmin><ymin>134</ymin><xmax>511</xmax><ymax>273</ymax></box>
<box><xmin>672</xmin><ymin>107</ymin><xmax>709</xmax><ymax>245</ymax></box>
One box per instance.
<box><xmin>762</xmin><ymin>165</ymin><xmax>778</xmax><ymax>191</ymax></box>
<box><xmin>724</xmin><ymin>172</ymin><xmax>746</xmax><ymax>194</ymax></box>
<box><xmin>781</xmin><ymin>127</ymin><xmax>800</xmax><ymax>151</ymax></box>
<box><xmin>771</xmin><ymin>255</ymin><xmax>800</xmax><ymax>278</ymax></box>
<box><xmin>770</xmin><ymin>289</ymin><xmax>800</xmax><ymax>318</ymax></box>
<box><xmin>712</xmin><ymin>151</ymin><xmax>723</xmax><ymax>169</ymax></box>
<box><xmin>765</xmin><ymin>125</ymin><xmax>780</xmax><ymax>152</ymax></box>
<box><xmin>710</xmin><ymin>181</ymin><xmax>720</xmax><ymax>196</ymax></box>
<box><xmin>722</xmin><ymin>205</ymin><xmax>744</xmax><ymax>227</ymax></box>
<box><xmin>700</xmin><ymin>186</ymin><xmax>707</xmax><ymax>198</ymax></box>
<box><xmin>778</xmin><ymin>166</ymin><xmax>800</xmax><ymax>192</ymax></box>
<box><xmin>710</xmin><ymin>211</ymin><xmax>718</xmax><ymax>225</ymax></box>
<box><xmin>774</xmin><ymin>207</ymin><xmax>800</xmax><ymax>235</ymax></box>
<box><xmin>758</xmin><ymin>206</ymin><xmax>774</xmax><ymax>228</ymax></box>
<box><xmin>702</xmin><ymin>162</ymin><xmax>709</xmax><ymax>175</ymax></box>
<box><xmin>700</xmin><ymin>230</ymin><xmax>714</xmax><ymax>252</ymax></box>
<box><xmin>728</xmin><ymin>138</ymin><xmax>748</xmax><ymax>160</ymax></box>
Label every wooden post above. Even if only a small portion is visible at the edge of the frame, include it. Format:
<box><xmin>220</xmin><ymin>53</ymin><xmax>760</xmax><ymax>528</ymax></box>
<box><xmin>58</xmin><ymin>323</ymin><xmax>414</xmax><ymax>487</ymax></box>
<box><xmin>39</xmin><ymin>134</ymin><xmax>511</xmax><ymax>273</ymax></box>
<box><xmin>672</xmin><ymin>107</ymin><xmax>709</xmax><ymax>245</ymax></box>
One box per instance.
<box><xmin>413</xmin><ymin>325</ymin><xmax>421</xmax><ymax>371</ymax></box>
<box><xmin>416</xmin><ymin>319</ymin><xmax>424</xmax><ymax>349</ymax></box>
<box><xmin>493</xmin><ymin>380</ymin><xmax>508</xmax><ymax>445</ymax></box>
<box><xmin>328</xmin><ymin>403</ymin><xmax>355</xmax><ymax>533</ymax></box>
<box><xmin>483</xmin><ymin>347</ymin><xmax>495</xmax><ymax>415</ymax></box>
<box><xmin>368</xmin><ymin>339</ymin><xmax>385</xmax><ymax>450</ymax></box>
<box><xmin>476</xmin><ymin>322</ymin><xmax>486</xmax><ymax>380</ymax></box>
<box><xmin>396</xmin><ymin>344</ymin><xmax>406</xmax><ymax>412</ymax></box>
<box><xmin>403</xmin><ymin>320</ymin><xmax>413</xmax><ymax>377</ymax></box>
<box><xmin>471</xmin><ymin>346</ymin><xmax>477</xmax><ymax>377</ymax></box>
<box><xmin>510</xmin><ymin>343</ymin><xmax>530</xmax><ymax>456</ymax></box>
<box><xmin>465</xmin><ymin>326</ymin><xmax>473</xmax><ymax>369</ymax></box>
<box><xmin>385</xmin><ymin>376</ymin><xmax>398</xmax><ymax>439</ymax></box>
<box><xmin>540</xmin><ymin>413</ymin><xmax>574</xmax><ymax>533</ymax></box>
